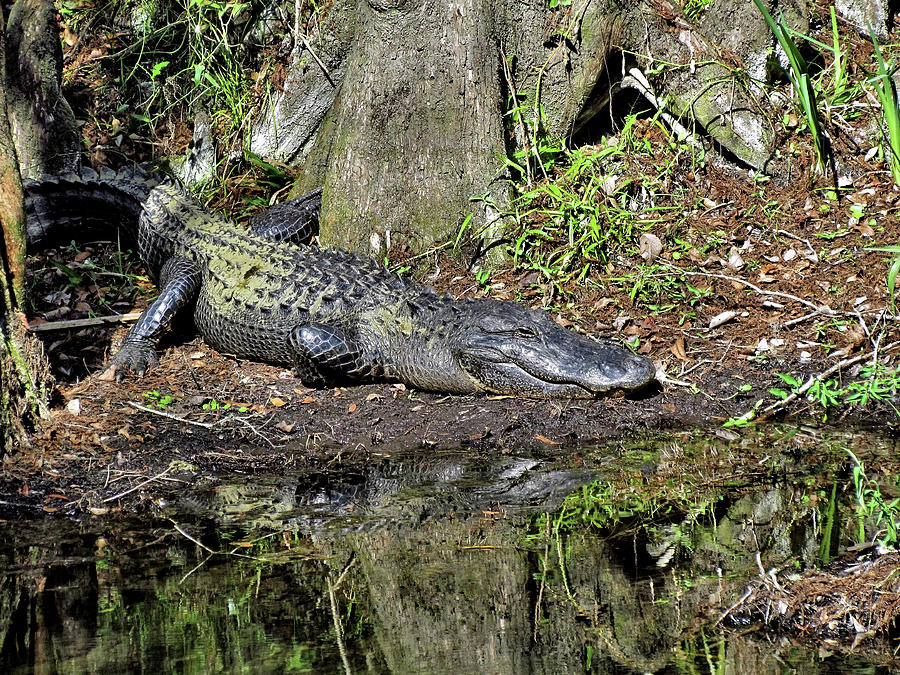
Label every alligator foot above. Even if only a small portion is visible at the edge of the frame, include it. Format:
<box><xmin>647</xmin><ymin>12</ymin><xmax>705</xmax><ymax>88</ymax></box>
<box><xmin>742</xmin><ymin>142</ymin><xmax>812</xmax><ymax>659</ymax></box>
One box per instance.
<box><xmin>289</xmin><ymin>323</ymin><xmax>373</xmax><ymax>386</ymax></box>
<box><xmin>97</xmin><ymin>338</ymin><xmax>159</xmax><ymax>382</ymax></box>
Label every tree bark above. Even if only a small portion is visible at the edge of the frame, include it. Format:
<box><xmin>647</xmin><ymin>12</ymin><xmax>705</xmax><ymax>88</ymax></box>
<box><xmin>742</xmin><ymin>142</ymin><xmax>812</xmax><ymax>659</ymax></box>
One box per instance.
<box><xmin>302</xmin><ymin>0</ymin><xmax>511</xmax><ymax>256</ymax></box>
<box><xmin>0</xmin><ymin>3</ymin><xmax>55</xmax><ymax>453</ymax></box>
<box><xmin>5</xmin><ymin>0</ymin><xmax>80</xmax><ymax>178</ymax></box>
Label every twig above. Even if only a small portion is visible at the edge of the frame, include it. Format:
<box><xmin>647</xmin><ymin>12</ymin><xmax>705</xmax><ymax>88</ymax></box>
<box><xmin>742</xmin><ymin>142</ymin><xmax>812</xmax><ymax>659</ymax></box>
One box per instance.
<box><xmin>662</xmin><ymin>264</ymin><xmax>829</xmax><ymax>315</ymax></box>
<box><xmin>127</xmin><ymin>401</ymin><xmax>214</xmax><ymax>429</ymax></box>
<box><xmin>622</xmin><ymin>68</ymin><xmax>704</xmax><ymax>149</ymax></box>
<box><xmin>784</xmin><ymin>309</ymin><xmax>823</xmax><ymax>327</ymax></box>
<box><xmin>715</xmin><ymin>586</ymin><xmax>754</xmax><ymax>626</ymax></box>
<box><xmin>772</xmin><ymin>228</ymin><xmax>817</xmax><ymax>259</ymax></box>
<box><xmin>328</xmin><ymin>576</ymin><xmax>352</xmax><ymax>675</ymax></box>
<box><xmin>229</xmin><ymin>414</ymin><xmax>281</xmax><ymax>448</ymax></box>
<box><xmin>102</xmin><ymin>466</ymin><xmax>173</xmax><ymax>503</ymax></box>
<box><xmin>172</xmin><ymin>521</ymin><xmax>216</xmax><ymax>554</ymax></box>
<box><xmin>27</xmin><ymin>312</ymin><xmax>142</xmax><ymax>332</ymax></box>
<box><xmin>300</xmin><ymin>34</ymin><xmax>334</xmax><ymax>86</ymax></box>
<box><xmin>180</xmin><ymin>552</ymin><xmax>215</xmax><ymax>584</ymax></box>
<box><xmin>331</xmin><ymin>554</ymin><xmax>357</xmax><ymax>591</ymax></box>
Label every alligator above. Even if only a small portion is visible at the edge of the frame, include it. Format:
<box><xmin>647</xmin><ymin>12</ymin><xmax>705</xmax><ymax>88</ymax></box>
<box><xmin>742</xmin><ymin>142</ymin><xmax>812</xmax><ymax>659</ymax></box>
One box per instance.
<box><xmin>24</xmin><ymin>168</ymin><xmax>655</xmax><ymax>398</ymax></box>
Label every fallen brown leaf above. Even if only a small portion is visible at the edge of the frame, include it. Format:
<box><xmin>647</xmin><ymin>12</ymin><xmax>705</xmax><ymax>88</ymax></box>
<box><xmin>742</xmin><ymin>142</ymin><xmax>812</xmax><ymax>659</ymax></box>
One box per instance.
<box><xmin>535</xmin><ymin>434</ymin><xmax>560</xmax><ymax>445</ymax></box>
<box><xmin>671</xmin><ymin>338</ymin><xmax>688</xmax><ymax>361</ymax></box>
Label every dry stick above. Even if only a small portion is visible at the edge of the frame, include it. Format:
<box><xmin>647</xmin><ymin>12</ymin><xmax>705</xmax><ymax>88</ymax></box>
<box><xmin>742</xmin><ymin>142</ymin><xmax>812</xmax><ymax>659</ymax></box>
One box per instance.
<box><xmin>784</xmin><ymin>309</ymin><xmax>823</xmax><ymax>327</ymax></box>
<box><xmin>331</xmin><ymin>555</ymin><xmax>357</xmax><ymax>592</ymax></box>
<box><xmin>180</xmin><ymin>553</ymin><xmax>215</xmax><ymax>585</ymax></box>
<box><xmin>772</xmin><ymin>228</ymin><xmax>817</xmax><ymax>259</ymax></box>
<box><xmin>300</xmin><ymin>34</ymin><xmax>334</xmax><ymax>86</ymax></box>
<box><xmin>27</xmin><ymin>312</ymin><xmax>142</xmax><ymax>332</ymax></box>
<box><xmin>757</xmin><ymin>340</ymin><xmax>900</xmax><ymax>419</ymax></box>
<box><xmin>128</xmin><ymin>401</ymin><xmax>215</xmax><ymax>429</ymax></box>
<box><xmin>102</xmin><ymin>466</ymin><xmax>173</xmax><ymax>503</ymax></box>
<box><xmin>172</xmin><ymin>522</ymin><xmax>216</xmax><ymax>554</ymax></box>
<box><xmin>715</xmin><ymin>586</ymin><xmax>754</xmax><ymax>626</ymax></box>
<box><xmin>622</xmin><ymin>68</ymin><xmax>704</xmax><ymax>150</ymax></box>
<box><xmin>663</xmin><ymin>265</ymin><xmax>827</xmax><ymax>314</ymax></box>
<box><xmin>293</xmin><ymin>0</ymin><xmax>303</xmax><ymax>45</ymax></box>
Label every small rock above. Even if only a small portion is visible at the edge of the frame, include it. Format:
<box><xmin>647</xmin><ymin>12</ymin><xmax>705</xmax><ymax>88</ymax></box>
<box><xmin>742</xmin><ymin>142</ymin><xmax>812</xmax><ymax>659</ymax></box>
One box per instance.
<box><xmin>639</xmin><ymin>233</ymin><xmax>663</xmax><ymax>262</ymax></box>
<box><xmin>66</xmin><ymin>399</ymin><xmax>81</xmax><ymax>416</ymax></box>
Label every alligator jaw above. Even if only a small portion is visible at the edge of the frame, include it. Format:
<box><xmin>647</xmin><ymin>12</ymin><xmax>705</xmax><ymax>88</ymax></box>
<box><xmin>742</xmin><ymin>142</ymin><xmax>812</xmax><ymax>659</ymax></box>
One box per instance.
<box><xmin>457</xmin><ymin>337</ymin><xmax>656</xmax><ymax>399</ymax></box>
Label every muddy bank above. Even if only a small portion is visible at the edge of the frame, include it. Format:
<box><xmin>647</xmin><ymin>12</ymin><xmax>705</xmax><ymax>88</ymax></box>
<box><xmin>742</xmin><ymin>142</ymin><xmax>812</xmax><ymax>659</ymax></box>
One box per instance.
<box><xmin>3</xmin><ymin>328</ymin><xmax>897</xmax><ymax>516</ymax></box>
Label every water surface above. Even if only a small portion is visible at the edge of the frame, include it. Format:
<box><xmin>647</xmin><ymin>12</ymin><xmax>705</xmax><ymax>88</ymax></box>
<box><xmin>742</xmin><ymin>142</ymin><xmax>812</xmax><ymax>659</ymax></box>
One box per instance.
<box><xmin>2</xmin><ymin>427</ymin><xmax>898</xmax><ymax>672</ymax></box>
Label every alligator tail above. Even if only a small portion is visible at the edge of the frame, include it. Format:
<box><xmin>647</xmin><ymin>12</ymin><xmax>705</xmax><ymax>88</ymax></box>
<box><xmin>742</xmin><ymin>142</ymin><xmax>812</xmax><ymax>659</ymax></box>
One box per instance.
<box><xmin>24</xmin><ymin>166</ymin><xmax>164</xmax><ymax>250</ymax></box>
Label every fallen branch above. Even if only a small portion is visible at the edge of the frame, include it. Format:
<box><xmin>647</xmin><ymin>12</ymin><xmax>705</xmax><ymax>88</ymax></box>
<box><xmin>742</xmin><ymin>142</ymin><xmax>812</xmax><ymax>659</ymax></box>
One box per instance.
<box><xmin>662</xmin><ymin>264</ymin><xmax>828</xmax><ymax>315</ymax></box>
<box><xmin>772</xmin><ymin>228</ymin><xmax>817</xmax><ymax>260</ymax></box>
<box><xmin>127</xmin><ymin>401</ymin><xmax>214</xmax><ymax>429</ymax></box>
<box><xmin>102</xmin><ymin>466</ymin><xmax>172</xmax><ymax>503</ymax></box>
<box><xmin>172</xmin><ymin>521</ymin><xmax>215</xmax><ymax>554</ymax></box>
<box><xmin>27</xmin><ymin>312</ymin><xmax>142</xmax><ymax>332</ymax></box>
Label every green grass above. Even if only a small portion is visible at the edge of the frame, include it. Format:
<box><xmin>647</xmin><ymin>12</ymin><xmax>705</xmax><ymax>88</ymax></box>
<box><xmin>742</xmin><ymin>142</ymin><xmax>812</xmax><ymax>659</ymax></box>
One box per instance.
<box><xmin>769</xmin><ymin>365</ymin><xmax>900</xmax><ymax>418</ymax></box>
<box><xmin>846</xmin><ymin>449</ymin><xmax>900</xmax><ymax>549</ymax></box>
<box><xmin>681</xmin><ymin>0</ymin><xmax>713</xmax><ymax>22</ymax></box>
<box><xmin>61</xmin><ymin>0</ymin><xmax>289</xmax><ymax>164</ymax></box>
<box><xmin>487</xmin><ymin>113</ymin><xmax>699</xmax><ymax>289</ymax></box>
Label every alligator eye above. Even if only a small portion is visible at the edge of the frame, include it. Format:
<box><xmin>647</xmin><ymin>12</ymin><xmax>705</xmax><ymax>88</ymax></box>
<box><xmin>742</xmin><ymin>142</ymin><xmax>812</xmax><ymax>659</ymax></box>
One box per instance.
<box><xmin>516</xmin><ymin>326</ymin><xmax>538</xmax><ymax>338</ymax></box>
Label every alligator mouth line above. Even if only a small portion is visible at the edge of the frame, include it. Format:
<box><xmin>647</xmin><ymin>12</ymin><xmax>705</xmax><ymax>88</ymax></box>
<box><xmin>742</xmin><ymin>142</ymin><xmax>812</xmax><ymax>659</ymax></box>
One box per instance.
<box><xmin>461</xmin><ymin>346</ymin><xmax>611</xmax><ymax>396</ymax></box>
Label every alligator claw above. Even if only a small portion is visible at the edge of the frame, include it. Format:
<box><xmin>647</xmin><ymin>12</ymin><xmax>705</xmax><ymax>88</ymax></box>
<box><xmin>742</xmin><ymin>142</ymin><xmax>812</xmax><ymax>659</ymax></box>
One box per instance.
<box><xmin>98</xmin><ymin>339</ymin><xmax>159</xmax><ymax>382</ymax></box>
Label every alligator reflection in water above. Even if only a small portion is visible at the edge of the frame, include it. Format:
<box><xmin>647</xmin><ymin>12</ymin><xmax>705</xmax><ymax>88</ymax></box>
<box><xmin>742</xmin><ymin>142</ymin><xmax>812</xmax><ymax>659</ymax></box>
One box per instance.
<box><xmin>1</xmin><ymin>431</ymin><xmax>899</xmax><ymax>672</ymax></box>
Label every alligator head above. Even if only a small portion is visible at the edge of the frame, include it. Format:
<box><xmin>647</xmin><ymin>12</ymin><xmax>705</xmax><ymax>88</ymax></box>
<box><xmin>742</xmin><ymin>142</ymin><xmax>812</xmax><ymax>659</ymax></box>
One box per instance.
<box><xmin>450</xmin><ymin>300</ymin><xmax>655</xmax><ymax>398</ymax></box>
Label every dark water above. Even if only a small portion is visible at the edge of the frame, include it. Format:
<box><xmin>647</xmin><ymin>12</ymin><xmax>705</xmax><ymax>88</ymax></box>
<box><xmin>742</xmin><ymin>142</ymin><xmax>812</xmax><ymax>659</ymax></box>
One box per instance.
<box><xmin>1</xmin><ymin>429</ymin><xmax>898</xmax><ymax>673</ymax></box>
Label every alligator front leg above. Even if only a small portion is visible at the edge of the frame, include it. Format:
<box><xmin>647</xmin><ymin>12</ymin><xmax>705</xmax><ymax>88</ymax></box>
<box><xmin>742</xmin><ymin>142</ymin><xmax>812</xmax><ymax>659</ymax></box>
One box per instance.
<box><xmin>288</xmin><ymin>323</ymin><xmax>378</xmax><ymax>386</ymax></box>
<box><xmin>248</xmin><ymin>187</ymin><xmax>322</xmax><ymax>246</ymax></box>
<box><xmin>99</xmin><ymin>256</ymin><xmax>202</xmax><ymax>382</ymax></box>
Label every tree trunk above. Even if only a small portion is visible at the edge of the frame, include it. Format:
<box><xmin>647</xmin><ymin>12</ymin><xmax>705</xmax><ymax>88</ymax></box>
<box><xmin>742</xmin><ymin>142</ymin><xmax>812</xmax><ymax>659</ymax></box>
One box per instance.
<box><xmin>301</xmin><ymin>0</ymin><xmax>511</xmax><ymax>257</ymax></box>
<box><xmin>255</xmin><ymin>0</ymin><xmax>787</xmax><ymax>257</ymax></box>
<box><xmin>0</xmin><ymin>3</ymin><xmax>56</xmax><ymax>453</ymax></box>
<box><xmin>5</xmin><ymin>0</ymin><xmax>80</xmax><ymax>178</ymax></box>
